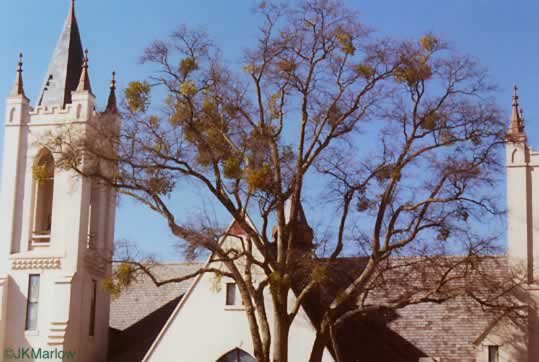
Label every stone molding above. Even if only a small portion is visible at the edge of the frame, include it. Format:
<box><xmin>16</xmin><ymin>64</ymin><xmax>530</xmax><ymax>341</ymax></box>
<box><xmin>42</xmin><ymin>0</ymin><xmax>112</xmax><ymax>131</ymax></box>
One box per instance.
<box><xmin>47</xmin><ymin>276</ymin><xmax>74</xmax><ymax>346</ymax></box>
<box><xmin>12</xmin><ymin>258</ymin><xmax>61</xmax><ymax>270</ymax></box>
<box><xmin>29</xmin><ymin>105</ymin><xmax>73</xmax><ymax>116</ymax></box>
<box><xmin>47</xmin><ymin>321</ymin><xmax>69</xmax><ymax>346</ymax></box>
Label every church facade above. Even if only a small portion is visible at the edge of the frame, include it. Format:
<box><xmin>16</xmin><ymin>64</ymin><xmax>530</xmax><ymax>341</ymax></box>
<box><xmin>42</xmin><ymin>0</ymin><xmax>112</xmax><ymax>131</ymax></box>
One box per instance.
<box><xmin>0</xmin><ymin>2</ymin><xmax>538</xmax><ymax>362</ymax></box>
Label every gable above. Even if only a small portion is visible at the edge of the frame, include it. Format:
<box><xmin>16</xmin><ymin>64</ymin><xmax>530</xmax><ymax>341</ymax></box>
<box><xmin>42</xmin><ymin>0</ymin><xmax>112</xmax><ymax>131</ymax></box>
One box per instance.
<box><xmin>109</xmin><ymin>262</ymin><xmax>202</xmax><ymax>361</ymax></box>
<box><xmin>142</xmin><ymin>217</ymin><xmax>332</xmax><ymax>362</ymax></box>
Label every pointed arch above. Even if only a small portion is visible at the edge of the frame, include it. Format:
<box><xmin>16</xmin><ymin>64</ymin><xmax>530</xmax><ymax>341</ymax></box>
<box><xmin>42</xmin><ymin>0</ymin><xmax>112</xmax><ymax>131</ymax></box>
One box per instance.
<box><xmin>31</xmin><ymin>148</ymin><xmax>55</xmax><ymax>244</ymax></box>
<box><xmin>216</xmin><ymin>348</ymin><xmax>256</xmax><ymax>362</ymax></box>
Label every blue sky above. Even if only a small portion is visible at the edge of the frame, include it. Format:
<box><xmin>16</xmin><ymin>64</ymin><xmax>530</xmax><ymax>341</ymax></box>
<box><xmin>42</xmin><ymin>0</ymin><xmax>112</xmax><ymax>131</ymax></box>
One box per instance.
<box><xmin>0</xmin><ymin>0</ymin><xmax>536</xmax><ymax>259</ymax></box>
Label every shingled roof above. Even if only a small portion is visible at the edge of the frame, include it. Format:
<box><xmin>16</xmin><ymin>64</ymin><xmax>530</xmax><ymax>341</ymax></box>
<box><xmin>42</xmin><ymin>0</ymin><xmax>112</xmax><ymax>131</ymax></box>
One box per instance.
<box><xmin>109</xmin><ymin>262</ymin><xmax>203</xmax><ymax>362</ymax></box>
<box><xmin>107</xmin><ymin>255</ymin><xmax>524</xmax><ymax>362</ymax></box>
<box><xmin>295</xmin><ymin>255</ymin><xmax>525</xmax><ymax>361</ymax></box>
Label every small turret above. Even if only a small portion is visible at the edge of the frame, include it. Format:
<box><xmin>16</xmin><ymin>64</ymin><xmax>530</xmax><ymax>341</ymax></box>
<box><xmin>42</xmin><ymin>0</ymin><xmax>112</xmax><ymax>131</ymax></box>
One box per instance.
<box><xmin>11</xmin><ymin>53</ymin><xmax>27</xmax><ymax>98</ymax></box>
<box><xmin>105</xmin><ymin>71</ymin><xmax>118</xmax><ymax>113</ymax></box>
<box><xmin>506</xmin><ymin>85</ymin><xmax>526</xmax><ymax>142</ymax></box>
<box><xmin>76</xmin><ymin>49</ymin><xmax>92</xmax><ymax>93</ymax></box>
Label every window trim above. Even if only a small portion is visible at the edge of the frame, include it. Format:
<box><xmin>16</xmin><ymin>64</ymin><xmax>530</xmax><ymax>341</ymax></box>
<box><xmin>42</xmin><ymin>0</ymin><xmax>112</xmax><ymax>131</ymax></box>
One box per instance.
<box><xmin>31</xmin><ymin>149</ymin><xmax>55</xmax><ymax>246</ymax></box>
<box><xmin>25</xmin><ymin>274</ymin><xmax>40</xmax><ymax>331</ymax></box>
<box><xmin>225</xmin><ymin>282</ymin><xmax>237</xmax><ymax>306</ymax></box>
<box><xmin>224</xmin><ymin>282</ymin><xmax>245</xmax><ymax>311</ymax></box>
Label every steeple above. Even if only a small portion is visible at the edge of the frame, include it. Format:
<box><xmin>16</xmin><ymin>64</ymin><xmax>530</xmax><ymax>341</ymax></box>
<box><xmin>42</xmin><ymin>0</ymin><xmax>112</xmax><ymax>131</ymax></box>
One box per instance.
<box><xmin>284</xmin><ymin>198</ymin><xmax>309</xmax><ymax>226</ymax></box>
<box><xmin>76</xmin><ymin>49</ymin><xmax>92</xmax><ymax>93</ymax></box>
<box><xmin>507</xmin><ymin>84</ymin><xmax>526</xmax><ymax>140</ymax></box>
<box><xmin>11</xmin><ymin>53</ymin><xmax>26</xmax><ymax>98</ymax></box>
<box><xmin>105</xmin><ymin>71</ymin><xmax>118</xmax><ymax>113</ymax></box>
<box><xmin>37</xmin><ymin>0</ymin><xmax>85</xmax><ymax>108</ymax></box>
<box><xmin>284</xmin><ymin>198</ymin><xmax>314</xmax><ymax>250</ymax></box>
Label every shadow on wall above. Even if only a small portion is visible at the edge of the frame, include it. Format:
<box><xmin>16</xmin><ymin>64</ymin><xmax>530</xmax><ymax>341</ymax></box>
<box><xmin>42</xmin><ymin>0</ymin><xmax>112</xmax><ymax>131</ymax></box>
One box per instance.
<box><xmin>108</xmin><ymin>296</ymin><xmax>181</xmax><ymax>362</ymax></box>
<box><xmin>488</xmin><ymin>286</ymin><xmax>537</xmax><ymax>362</ymax></box>
<box><xmin>5</xmin><ymin>276</ymin><xmax>33</xmax><ymax>353</ymax></box>
<box><xmin>510</xmin><ymin>304</ymin><xmax>535</xmax><ymax>362</ymax></box>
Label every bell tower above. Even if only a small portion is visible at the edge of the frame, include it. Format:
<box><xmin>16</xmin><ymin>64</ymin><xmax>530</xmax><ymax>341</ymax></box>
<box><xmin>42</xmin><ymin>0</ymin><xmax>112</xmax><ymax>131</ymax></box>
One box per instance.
<box><xmin>505</xmin><ymin>85</ymin><xmax>539</xmax><ymax>283</ymax></box>
<box><xmin>0</xmin><ymin>1</ymin><xmax>119</xmax><ymax>361</ymax></box>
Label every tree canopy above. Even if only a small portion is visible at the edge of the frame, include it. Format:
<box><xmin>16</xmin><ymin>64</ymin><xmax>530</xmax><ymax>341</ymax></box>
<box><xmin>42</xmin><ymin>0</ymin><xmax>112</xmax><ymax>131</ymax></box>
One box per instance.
<box><xmin>44</xmin><ymin>1</ymin><xmax>524</xmax><ymax>361</ymax></box>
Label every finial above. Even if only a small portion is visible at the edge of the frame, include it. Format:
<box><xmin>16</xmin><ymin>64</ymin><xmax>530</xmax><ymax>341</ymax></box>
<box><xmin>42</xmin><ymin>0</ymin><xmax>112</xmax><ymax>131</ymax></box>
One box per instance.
<box><xmin>111</xmin><ymin>71</ymin><xmax>116</xmax><ymax>90</ymax></box>
<box><xmin>76</xmin><ymin>48</ymin><xmax>92</xmax><ymax>92</ymax></box>
<box><xmin>508</xmin><ymin>84</ymin><xmax>525</xmax><ymax>139</ymax></box>
<box><xmin>11</xmin><ymin>52</ymin><xmax>26</xmax><ymax>97</ymax></box>
<box><xmin>512</xmin><ymin>84</ymin><xmax>519</xmax><ymax>106</ymax></box>
<box><xmin>106</xmin><ymin>70</ymin><xmax>118</xmax><ymax>113</ymax></box>
<box><xmin>17</xmin><ymin>53</ymin><xmax>23</xmax><ymax>72</ymax></box>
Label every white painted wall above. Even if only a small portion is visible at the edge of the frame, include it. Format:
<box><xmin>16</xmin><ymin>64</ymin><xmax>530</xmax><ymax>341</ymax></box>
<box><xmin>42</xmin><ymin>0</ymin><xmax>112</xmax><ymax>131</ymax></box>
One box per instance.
<box><xmin>146</xmin><ymin>270</ymin><xmax>333</xmax><ymax>362</ymax></box>
<box><xmin>145</xmin><ymin>230</ymin><xmax>333</xmax><ymax>362</ymax></box>
<box><xmin>475</xmin><ymin>318</ymin><xmax>529</xmax><ymax>362</ymax></box>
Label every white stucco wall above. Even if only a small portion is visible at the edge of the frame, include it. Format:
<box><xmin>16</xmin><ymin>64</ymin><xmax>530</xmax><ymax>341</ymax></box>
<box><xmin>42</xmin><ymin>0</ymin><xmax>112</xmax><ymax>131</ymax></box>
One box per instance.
<box><xmin>475</xmin><ymin>317</ymin><xmax>529</xmax><ymax>362</ymax></box>
<box><xmin>145</xmin><ymin>229</ymin><xmax>333</xmax><ymax>362</ymax></box>
<box><xmin>146</xmin><ymin>270</ymin><xmax>333</xmax><ymax>362</ymax></box>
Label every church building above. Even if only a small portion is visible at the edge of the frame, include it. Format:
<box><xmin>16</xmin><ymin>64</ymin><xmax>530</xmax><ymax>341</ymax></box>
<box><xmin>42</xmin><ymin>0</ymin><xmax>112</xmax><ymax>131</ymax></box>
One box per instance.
<box><xmin>0</xmin><ymin>2</ymin><xmax>538</xmax><ymax>362</ymax></box>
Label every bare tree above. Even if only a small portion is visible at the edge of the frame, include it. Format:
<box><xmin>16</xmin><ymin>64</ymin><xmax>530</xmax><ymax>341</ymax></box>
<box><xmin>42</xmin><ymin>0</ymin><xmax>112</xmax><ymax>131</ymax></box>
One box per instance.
<box><xmin>43</xmin><ymin>1</ymin><xmax>525</xmax><ymax>361</ymax></box>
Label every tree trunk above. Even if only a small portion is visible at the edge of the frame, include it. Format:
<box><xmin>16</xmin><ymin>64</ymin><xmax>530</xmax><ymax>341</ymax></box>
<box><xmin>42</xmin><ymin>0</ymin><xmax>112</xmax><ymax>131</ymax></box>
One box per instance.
<box><xmin>272</xmin><ymin>286</ymin><xmax>290</xmax><ymax>362</ymax></box>
<box><xmin>309</xmin><ymin>331</ymin><xmax>330</xmax><ymax>362</ymax></box>
<box><xmin>309</xmin><ymin>320</ymin><xmax>330</xmax><ymax>362</ymax></box>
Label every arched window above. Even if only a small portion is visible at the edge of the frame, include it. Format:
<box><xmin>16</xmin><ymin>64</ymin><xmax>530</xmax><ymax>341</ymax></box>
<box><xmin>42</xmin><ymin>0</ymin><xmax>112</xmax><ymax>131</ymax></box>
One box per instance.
<box><xmin>216</xmin><ymin>348</ymin><xmax>256</xmax><ymax>362</ymax></box>
<box><xmin>32</xmin><ymin>149</ymin><xmax>55</xmax><ymax>244</ymax></box>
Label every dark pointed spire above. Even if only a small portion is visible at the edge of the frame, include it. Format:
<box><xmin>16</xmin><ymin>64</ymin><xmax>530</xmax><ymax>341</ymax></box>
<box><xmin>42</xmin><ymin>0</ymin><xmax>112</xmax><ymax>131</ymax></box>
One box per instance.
<box><xmin>507</xmin><ymin>84</ymin><xmax>526</xmax><ymax>139</ymax></box>
<box><xmin>105</xmin><ymin>71</ymin><xmax>118</xmax><ymax>113</ymax></box>
<box><xmin>284</xmin><ymin>198</ymin><xmax>314</xmax><ymax>250</ymax></box>
<box><xmin>11</xmin><ymin>53</ymin><xmax>26</xmax><ymax>97</ymax></box>
<box><xmin>285</xmin><ymin>198</ymin><xmax>309</xmax><ymax>226</ymax></box>
<box><xmin>76</xmin><ymin>49</ymin><xmax>92</xmax><ymax>92</ymax></box>
<box><xmin>37</xmin><ymin>0</ymin><xmax>85</xmax><ymax>107</ymax></box>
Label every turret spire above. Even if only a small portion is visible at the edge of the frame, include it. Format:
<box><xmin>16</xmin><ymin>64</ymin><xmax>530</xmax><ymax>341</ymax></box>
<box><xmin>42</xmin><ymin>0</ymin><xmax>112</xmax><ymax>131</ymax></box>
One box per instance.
<box><xmin>11</xmin><ymin>53</ymin><xmax>26</xmax><ymax>97</ymax></box>
<box><xmin>76</xmin><ymin>49</ymin><xmax>92</xmax><ymax>92</ymax></box>
<box><xmin>105</xmin><ymin>71</ymin><xmax>118</xmax><ymax>113</ymax></box>
<box><xmin>37</xmin><ymin>0</ymin><xmax>85</xmax><ymax>107</ymax></box>
<box><xmin>507</xmin><ymin>84</ymin><xmax>526</xmax><ymax>139</ymax></box>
